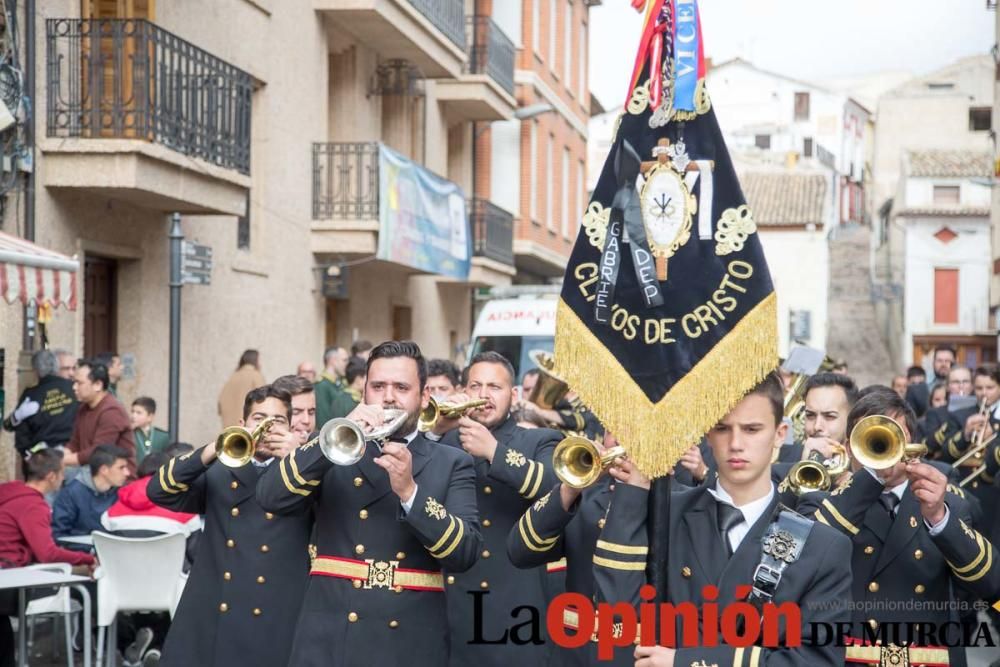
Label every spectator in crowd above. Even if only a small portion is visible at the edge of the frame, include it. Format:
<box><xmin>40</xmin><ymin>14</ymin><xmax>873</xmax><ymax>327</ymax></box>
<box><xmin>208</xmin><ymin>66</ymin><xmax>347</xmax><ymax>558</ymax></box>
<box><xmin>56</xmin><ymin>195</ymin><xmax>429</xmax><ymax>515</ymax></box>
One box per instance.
<box><xmin>329</xmin><ymin>356</ymin><xmax>365</xmax><ymax>419</ymax></box>
<box><xmin>350</xmin><ymin>339</ymin><xmax>373</xmax><ymax>360</ymax></box>
<box><xmin>2</xmin><ymin>349</ymin><xmax>79</xmax><ymax>458</ymax></box>
<box><xmin>53</xmin><ymin>349</ymin><xmax>77</xmax><ymax>380</ymax></box>
<box><xmin>929</xmin><ymin>345</ymin><xmax>956</xmax><ymax>386</ymax></box>
<box><xmin>217</xmin><ymin>349</ymin><xmax>266</xmax><ymax>428</ymax></box>
<box><xmin>95</xmin><ymin>352</ymin><xmax>124</xmax><ymax>398</ymax></box>
<box><xmin>101</xmin><ymin>451</ymin><xmax>201</xmax><ymax>538</ymax></box>
<box><xmin>314</xmin><ymin>346</ymin><xmax>349</xmax><ymax>428</ymax></box>
<box><xmin>891</xmin><ymin>374</ymin><xmax>908</xmax><ymax>399</ymax></box>
<box><xmin>0</xmin><ymin>449</ymin><xmax>96</xmax><ymax>666</ymax></box>
<box><xmin>296</xmin><ymin>361</ymin><xmax>317</xmax><ymax>383</ymax></box>
<box><xmin>906</xmin><ymin>365</ymin><xmax>927</xmax><ymax>385</ymax></box>
<box><xmin>929</xmin><ymin>382</ymin><xmax>948</xmax><ymax>410</ymax></box>
<box><xmin>131</xmin><ymin>397</ymin><xmax>170</xmax><ymax>464</ymax></box>
<box><xmin>65</xmin><ymin>360</ymin><xmax>136</xmax><ymax>471</ymax></box>
<box><xmin>53</xmin><ymin>445</ymin><xmax>131</xmax><ymax>546</ymax></box>
<box><xmin>426</xmin><ymin>358</ymin><xmax>461</xmax><ymax>397</ymax></box>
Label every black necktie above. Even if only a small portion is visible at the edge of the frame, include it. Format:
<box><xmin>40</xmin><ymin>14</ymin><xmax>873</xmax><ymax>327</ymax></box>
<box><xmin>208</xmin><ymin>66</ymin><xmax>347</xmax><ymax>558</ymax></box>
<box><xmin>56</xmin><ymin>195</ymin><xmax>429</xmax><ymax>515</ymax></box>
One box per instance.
<box><xmin>717</xmin><ymin>503</ymin><xmax>744</xmax><ymax>557</ymax></box>
<box><xmin>879</xmin><ymin>492</ymin><xmax>900</xmax><ymax>517</ymax></box>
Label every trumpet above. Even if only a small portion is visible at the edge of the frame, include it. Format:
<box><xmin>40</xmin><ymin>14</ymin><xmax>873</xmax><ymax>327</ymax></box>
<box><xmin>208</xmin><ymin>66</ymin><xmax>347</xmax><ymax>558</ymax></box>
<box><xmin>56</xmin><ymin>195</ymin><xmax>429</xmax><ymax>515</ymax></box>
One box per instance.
<box><xmin>417</xmin><ymin>397</ymin><xmax>489</xmax><ymax>432</ymax></box>
<box><xmin>849</xmin><ymin>415</ymin><xmax>927</xmax><ymax>471</ymax></box>
<box><xmin>953</xmin><ymin>399</ymin><xmax>996</xmax><ymax>469</ymax></box>
<box><xmin>216</xmin><ymin>416</ymin><xmax>280</xmax><ymax>467</ymax></box>
<box><xmin>785</xmin><ymin>443</ymin><xmax>851</xmax><ymax>494</ymax></box>
<box><xmin>783</xmin><ymin>373</ymin><xmax>808</xmax><ymax>422</ymax></box>
<box><xmin>528</xmin><ymin>350</ymin><xmax>570</xmax><ymax>410</ymax></box>
<box><xmin>314</xmin><ymin>409</ymin><xmax>409</xmax><ymax>466</ymax></box>
<box><xmin>553</xmin><ymin>436</ymin><xmax>626</xmax><ymax>489</ymax></box>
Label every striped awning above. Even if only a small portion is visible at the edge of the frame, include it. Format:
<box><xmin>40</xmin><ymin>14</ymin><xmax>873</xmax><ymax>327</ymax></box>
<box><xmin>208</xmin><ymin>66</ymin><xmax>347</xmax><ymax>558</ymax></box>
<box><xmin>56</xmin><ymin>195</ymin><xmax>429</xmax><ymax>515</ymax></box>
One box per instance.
<box><xmin>0</xmin><ymin>231</ymin><xmax>78</xmax><ymax>310</ymax></box>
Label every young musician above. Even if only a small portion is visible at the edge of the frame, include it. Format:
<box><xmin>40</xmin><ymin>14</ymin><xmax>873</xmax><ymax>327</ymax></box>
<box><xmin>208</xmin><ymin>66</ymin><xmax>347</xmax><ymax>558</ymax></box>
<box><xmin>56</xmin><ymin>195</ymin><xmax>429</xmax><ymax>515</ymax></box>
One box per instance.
<box><xmin>147</xmin><ymin>385</ymin><xmax>309</xmax><ymax>667</ymax></box>
<box><xmin>593</xmin><ymin>372</ymin><xmax>853</xmax><ymax>666</ymax></box>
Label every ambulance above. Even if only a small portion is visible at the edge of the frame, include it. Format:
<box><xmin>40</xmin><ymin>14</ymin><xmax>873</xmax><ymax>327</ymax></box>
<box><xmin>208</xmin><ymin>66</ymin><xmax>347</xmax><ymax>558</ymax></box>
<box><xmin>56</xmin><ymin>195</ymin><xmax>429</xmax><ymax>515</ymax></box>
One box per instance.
<box><xmin>468</xmin><ymin>287</ymin><xmax>558</xmax><ymax>382</ymax></box>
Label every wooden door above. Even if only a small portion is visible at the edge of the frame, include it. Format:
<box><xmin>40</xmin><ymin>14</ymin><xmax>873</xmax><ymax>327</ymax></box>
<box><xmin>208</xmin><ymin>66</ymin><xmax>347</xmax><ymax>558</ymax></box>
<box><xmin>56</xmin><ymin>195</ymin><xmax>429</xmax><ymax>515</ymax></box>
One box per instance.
<box><xmin>84</xmin><ymin>257</ymin><xmax>118</xmax><ymax>358</ymax></box>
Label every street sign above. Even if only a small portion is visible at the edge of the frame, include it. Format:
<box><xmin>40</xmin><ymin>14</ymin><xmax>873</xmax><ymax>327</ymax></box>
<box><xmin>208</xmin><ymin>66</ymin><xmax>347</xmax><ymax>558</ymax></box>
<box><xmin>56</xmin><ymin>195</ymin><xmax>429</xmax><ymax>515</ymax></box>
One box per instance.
<box><xmin>789</xmin><ymin>309</ymin><xmax>812</xmax><ymax>343</ymax></box>
<box><xmin>321</xmin><ymin>266</ymin><xmax>349</xmax><ymax>299</ymax></box>
<box><xmin>182</xmin><ymin>241</ymin><xmax>212</xmax><ymax>285</ymax></box>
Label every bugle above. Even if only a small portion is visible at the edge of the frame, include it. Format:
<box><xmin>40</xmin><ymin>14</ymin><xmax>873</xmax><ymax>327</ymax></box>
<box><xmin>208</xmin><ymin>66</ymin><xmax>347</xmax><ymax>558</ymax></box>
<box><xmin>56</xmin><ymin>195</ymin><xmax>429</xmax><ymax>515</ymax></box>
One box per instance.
<box><xmin>527</xmin><ymin>350</ymin><xmax>570</xmax><ymax>410</ymax></box>
<box><xmin>417</xmin><ymin>396</ymin><xmax>489</xmax><ymax>432</ymax></box>
<box><xmin>313</xmin><ymin>409</ymin><xmax>409</xmax><ymax>466</ymax></box>
<box><xmin>216</xmin><ymin>416</ymin><xmax>279</xmax><ymax>468</ymax></box>
<box><xmin>849</xmin><ymin>415</ymin><xmax>927</xmax><ymax>471</ymax></box>
<box><xmin>553</xmin><ymin>436</ymin><xmax>626</xmax><ymax>489</ymax></box>
<box><xmin>785</xmin><ymin>442</ymin><xmax>850</xmax><ymax>494</ymax></box>
<box><xmin>953</xmin><ymin>399</ymin><xmax>996</xmax><ymax>468</ymax></box>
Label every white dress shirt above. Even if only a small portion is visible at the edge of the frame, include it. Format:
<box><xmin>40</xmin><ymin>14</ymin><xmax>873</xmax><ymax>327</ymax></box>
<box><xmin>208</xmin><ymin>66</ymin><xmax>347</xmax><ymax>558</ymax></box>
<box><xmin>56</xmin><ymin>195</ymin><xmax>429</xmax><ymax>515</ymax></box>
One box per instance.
<box><xmin>707</xmin><ymin>483</ymin><xmax>776</xmax><ymax>553</ymax></box>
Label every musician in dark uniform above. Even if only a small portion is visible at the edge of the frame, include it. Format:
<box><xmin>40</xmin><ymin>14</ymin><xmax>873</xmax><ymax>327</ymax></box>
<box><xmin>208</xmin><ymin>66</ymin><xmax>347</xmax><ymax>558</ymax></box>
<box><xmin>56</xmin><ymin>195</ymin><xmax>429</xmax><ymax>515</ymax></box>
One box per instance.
<box><xmin>519</xmin><ymin>368</ymin><xmax>604</xmax><ymax>440</ymax></box>
<box><xmin>920</xmin><ymin>366</ymin><xmax>973</xmax><ymax>458</ymax></box>
<box><xmin>506</xmin><ymin>432</ymin><xmax>621</xmax><ymax>667</ymax></box>
<box><xmin>428</xmin><ymin>351</ymin><xmax>561</xmax><ymax>667</ymax></box>
<box><xmin>807</xmin><ymin>389</ymin><xmax>1000</xmax><ymax>667</ymax></box>
<box><xmin>594</xmin><ymin>373</ymin><xmax>853</xmax><ymax>666</ymax></box>
<box><xmin>256</xmin><ymin>341</ymin><xmax>482</xmax><ymax>667</ymax></box>
<box><xmin>147</xmin><ymin>384</ymin><xmax>311</xmax><ymax>667</ymax></box>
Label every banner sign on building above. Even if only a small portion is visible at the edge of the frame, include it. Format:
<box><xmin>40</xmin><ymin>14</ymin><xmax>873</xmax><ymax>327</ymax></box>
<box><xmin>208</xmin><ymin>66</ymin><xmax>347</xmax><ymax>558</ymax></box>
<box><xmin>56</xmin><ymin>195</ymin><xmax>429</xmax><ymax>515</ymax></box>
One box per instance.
<box><xmin>377</xmin><ymin>144</ymin><xmax>470</xmax><ymax>280</ymax></box>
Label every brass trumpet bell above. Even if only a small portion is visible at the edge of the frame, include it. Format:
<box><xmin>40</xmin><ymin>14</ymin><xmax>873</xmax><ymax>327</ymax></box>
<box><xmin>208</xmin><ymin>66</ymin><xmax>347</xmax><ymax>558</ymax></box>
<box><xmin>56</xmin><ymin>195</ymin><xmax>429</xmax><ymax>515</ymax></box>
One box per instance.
<box><xmin>216</xmin><ymin>416</ymin><xmax>278</xmax><ymax>468</ymax></box>
<box><xmin>850</xmin><ymin>415</ymin><xmax>927</xmax><ymax>471</ymax></box>
<box><xmin>417</xmin><ymin>397</ymin><xmax>489</xmax><ymax>432</ymax></box>
<box><xmin>786</xmin><ymin>460</ymin><xmax>830</xmax><ymax>494</ymax></box>
<box><xmin>553</xmin><ymin>436</ymin><xmax>625</xmax><ymax>489</ymax></box>
<box><xmin>527</xmin><ymin>350</ymin><xmax>570</xmax><ymax>410</ymax></box>
<box><xmin>317</xmin><ymin>409</ymin><xmax>409</xmax><ymax>466</ymax></box>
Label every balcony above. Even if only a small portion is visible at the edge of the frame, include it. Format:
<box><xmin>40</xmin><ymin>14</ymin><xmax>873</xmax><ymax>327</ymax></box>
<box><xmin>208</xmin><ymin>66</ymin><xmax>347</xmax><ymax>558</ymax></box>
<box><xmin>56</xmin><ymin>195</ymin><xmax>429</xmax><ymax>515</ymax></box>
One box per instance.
<box><xmin>43</xmin><ymin>19</ymin><xmax>251</xmax><ymax>215</ymax></box>
<box><xmin>315</xmin><ymin>0</ymin><xmax>467</xmax><ymax>79</ymax></box>
<box><xmin>470</xmin><ymin>198</ymin><xmax>514</xmax><ymax>265</ymax></box>
<box><xmin>436</xmin><ymin>16</ymin><xmax>517</xmax><ymax>122</ymax></box>
<box><xmin>312</xmin><ymin>142</ymin><xmax>513</xmax><ymax>285</ymax></box>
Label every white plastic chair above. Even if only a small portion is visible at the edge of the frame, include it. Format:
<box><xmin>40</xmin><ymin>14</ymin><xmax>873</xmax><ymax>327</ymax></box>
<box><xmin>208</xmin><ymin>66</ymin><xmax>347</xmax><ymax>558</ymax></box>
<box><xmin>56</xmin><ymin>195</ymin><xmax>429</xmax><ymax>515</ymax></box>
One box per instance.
<box><xmin>91</xmin><ymin>531</ymin><xmax>187</xmax><ymax>667</ymax></box>
<box><xmin>22</xmin><ymin>562</ymin><xmax>82</xmax><ymax>666</ymax></box>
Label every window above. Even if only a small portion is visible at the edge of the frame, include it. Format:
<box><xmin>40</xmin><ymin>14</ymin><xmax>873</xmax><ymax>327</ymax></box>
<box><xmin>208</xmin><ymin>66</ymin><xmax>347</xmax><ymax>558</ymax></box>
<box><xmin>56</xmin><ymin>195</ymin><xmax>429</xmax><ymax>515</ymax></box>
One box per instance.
<box><xmin>927</xmin><ymin>82</ymin><xmax>955</xmax><ymax>90</ymax></box>
<box><xmin>564</xmin><ymin>1</ymin><xmax>573</xmax><ymax>86</ymax></box>
<box><xmin>579</xmin><ymin>23</ymin><xmax>587</xmax><ymax>101</ymax></box>
<box><xmin>490</xmin><ymin>120</ymin><xmax>521</xmax><ymax>215</ymax></box>
<box><xmin>754</xmin><ymin>134</ymin><xmax>771</xmax><ymax>150</ymax></box>
<box><xmin>529</xmin><ymin>122</ymin><xmax>538</xmax><ymax>221</ymax></box>
<box><xmin>546</xmin><ymin>134</ymin><xmax>554</xmax><ymax>230</ymax></box>
<box><xmin>933</xmin><ymin>185</ymin><xmax>960</xmax><ymax>205</ymax></box>
<box><xmin>933</xmin><ymin>268</ymin><xmax>959</xmax><ymax>325</ymax></box>
<box><xmin>803</xmin><ymin>137</ymin><xmax>813</xmax><ymax>157</ymax></box>
<box><xmin>561</xmin><ymin>147</ymin><xmax>570</xmax><ymax>237</ymax></box>
<box><xmin>549</xmin><ymin>0</ymin><xmax>557</xmax><ymax>69</ymax></box>
<box><xmin>969</xmin><ymin>107</ymin><xmax>992</xmax><ymax>132</ymax></box>
<box><xmin>794</xmin><ymin>92</ymin><xmax>810</xmax><ymax>121</ymax></box>
<box><xmin>532</xmin><ymin>0</ymin><xmax>540</xmax><ymax>55</ymax></box>
<box><xmin>578</xmin><ymin>159</ymin><xmax>586</xmax><ymax>229</ymax></box>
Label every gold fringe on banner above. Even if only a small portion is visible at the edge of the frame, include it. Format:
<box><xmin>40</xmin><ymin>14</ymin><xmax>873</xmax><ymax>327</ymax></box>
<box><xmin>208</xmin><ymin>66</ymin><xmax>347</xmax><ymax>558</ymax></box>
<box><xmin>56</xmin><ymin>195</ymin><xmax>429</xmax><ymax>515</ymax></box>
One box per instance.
<box><xmin>554</xmin><ymin>293</ymin><xmax>778</xmax><ymax>479</ymax></box>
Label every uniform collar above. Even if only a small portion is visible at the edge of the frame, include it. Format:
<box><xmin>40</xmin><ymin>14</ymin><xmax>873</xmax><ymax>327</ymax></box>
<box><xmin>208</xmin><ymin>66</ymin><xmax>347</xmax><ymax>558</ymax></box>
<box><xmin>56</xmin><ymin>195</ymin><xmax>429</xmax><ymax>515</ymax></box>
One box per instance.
<box><xmin>707</xmin><ymin>481</ymin><xmax>775</xmax><ymax>527</ymax></box>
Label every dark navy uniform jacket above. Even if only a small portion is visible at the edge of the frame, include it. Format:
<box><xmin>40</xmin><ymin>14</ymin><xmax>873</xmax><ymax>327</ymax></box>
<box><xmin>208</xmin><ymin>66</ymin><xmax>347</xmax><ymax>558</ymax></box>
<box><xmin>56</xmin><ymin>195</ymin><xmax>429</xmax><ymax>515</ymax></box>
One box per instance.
<box><xmin>256</xmin><ymin>431</ymin><xmax>482</xmax><ymax>667</ymax></box>
<box><xmin>147</xmin><ymin>448</ymin><xmax>312</xmax><ymax>667</ymax></box>
<box><xmin>437</xmin><ymin>415</ymin><xmax>560</xmax><ymax>667</ymax></box>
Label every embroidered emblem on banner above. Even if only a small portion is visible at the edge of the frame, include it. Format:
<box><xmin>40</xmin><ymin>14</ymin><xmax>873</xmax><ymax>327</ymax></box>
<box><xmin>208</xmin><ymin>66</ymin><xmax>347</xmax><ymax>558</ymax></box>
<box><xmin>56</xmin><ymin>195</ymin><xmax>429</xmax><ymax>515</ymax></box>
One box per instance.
<box><xmin>715</xmin><ymin>205</ymin><xmax>757</xmax><ymax>256</ymax></box>
<box><xmin>425</xmin><ymin>497</ymin><xmax>447</xmax><ymax>520</ymax></box>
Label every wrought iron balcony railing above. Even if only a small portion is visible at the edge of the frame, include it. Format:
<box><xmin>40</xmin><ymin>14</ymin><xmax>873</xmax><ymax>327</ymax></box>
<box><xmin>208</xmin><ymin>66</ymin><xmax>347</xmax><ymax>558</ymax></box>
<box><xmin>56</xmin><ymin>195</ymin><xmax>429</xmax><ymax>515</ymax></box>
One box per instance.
<box><xmin>46</xmin><ymin>19</ymin><xmax>253</xmax><ymax>175</ymax></box>
<box><xmin>408</xmin><ymin>0</ymin><xmax>466</xmax><ymax>50</ymax></box>
<box><xmin>465</xmin><ymin>16</ymin><xmax>515</xmax><ymax>95</ymax></box>
<box><xmin>470</xmin><ymin>197</ymin><xmax>514</xmax><ymax>266</ymax></box>
<box><xmin>312</xmin><ymin>142</ymin><xmax>380</xmax><ymax>220</ymax></box>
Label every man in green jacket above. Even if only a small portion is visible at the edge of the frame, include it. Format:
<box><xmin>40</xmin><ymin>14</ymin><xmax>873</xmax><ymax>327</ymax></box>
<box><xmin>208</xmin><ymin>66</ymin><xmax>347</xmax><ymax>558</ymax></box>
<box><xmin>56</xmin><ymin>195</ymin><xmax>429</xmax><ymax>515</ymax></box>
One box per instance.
<box><xmin>314</xmin><ymin>346</ymin><xmax>348</xmax><ymax>428</ymax></box>
<box><xmin>329</xmin><ymin>357</ymin><xmax>365</xmax><ymax>419</ymax></box>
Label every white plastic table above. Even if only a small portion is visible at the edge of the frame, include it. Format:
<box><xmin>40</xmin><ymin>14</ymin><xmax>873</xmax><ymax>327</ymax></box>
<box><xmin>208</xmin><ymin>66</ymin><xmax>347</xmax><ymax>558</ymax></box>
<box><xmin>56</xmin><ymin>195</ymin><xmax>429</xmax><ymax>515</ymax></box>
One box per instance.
<box><xmin>0</xmin><ymin>567</ymin><xmax>92</xmax><ymax>667</ymax></box>
<box><xmin>57</xmin><ymin>535</ymin><xmax>95</xmax><ymax>547</ymax></box>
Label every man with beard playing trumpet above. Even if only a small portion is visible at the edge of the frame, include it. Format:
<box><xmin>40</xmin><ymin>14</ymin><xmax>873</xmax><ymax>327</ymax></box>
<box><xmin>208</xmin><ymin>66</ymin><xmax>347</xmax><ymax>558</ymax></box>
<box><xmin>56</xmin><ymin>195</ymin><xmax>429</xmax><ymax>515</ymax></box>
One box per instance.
<box><xmin>425</xmin><ymin>351</ymin><xmax>562</xmax><ymax>666</ymax></box>
<box><xmin>256</xmin><ymin>341</ymin><xmax>482</xmax><ymax>667</ymax></box>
